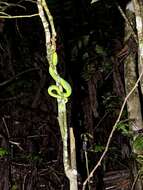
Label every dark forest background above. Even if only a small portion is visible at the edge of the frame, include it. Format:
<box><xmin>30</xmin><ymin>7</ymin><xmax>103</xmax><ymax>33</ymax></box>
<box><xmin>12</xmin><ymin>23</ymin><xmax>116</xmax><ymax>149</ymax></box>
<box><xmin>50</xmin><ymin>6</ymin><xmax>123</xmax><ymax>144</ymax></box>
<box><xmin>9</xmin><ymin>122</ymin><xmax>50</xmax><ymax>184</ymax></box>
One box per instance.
<box><xmin>0</xmin><ymin>0</ymin><xmax>133</xmax><ymax>189</ymax></box>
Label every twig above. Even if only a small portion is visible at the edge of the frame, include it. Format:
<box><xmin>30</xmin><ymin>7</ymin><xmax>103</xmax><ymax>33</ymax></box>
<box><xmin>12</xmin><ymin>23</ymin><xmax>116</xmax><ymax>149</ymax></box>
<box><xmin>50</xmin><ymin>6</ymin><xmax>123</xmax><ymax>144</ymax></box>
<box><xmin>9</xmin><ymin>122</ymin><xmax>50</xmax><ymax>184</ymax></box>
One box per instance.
<box><xmin>0</xmin><ymin>13</ymin><xmax>39</xmax><ymax>19</ymax></box>
<box><xmin>27</xmin><ymin>135</ymin><xmax>48</xmax><ymax>138</ymax></box>
<box><xmin>0</xmin><ymin>93</ymin><xmax>25</xmax><ymax>101</ymax></box>
<box><xmin>2</xmin><ymin>118</ymin><xmax>23</xmax><ymax>151</ymax></box>
<box><xmin>85</xmin><ymin>151</ymin><xmax>91</xmax><ymax>190</ymax></box>
<box><xmin>22</xmin><ymin>173</ymin><xmax>28</xmax><ymax>190</ymax></box>
<box><xmin>94</xmin><ymin>112</ymin><xmax>109</xmax><ymax>131</ymax></box>
<box><xmin>11</xmin><ymin>161</ymin><xmax>31</xmax><ymax>167</ymax></box>
<box><xmin>82</xmin><ymin>69</ymin><xmax>143</xmax><ymax>190</ymax></box>
<box><xmin>131</xmin><ymin>170</ymin><xmax>140</xmax><ymax>190</ymax></box>
<box><xmin>9</xmin><ymin>140</ymin><xmax>24</xmax><ymax>151</ymax></box>
<box><xmin>0</xmin><ymin>68</ymin><xmax>39</xmax><ymax>88</ymax></box>
<box><xmin>2</xmin><ymin>117</ymin><xmax>10</xmax><ymax>138</ymax></box>
<box><xmin>18</xmin><ymin>0</ymin><xmax>36</xmax><ymax>4</ymax></box>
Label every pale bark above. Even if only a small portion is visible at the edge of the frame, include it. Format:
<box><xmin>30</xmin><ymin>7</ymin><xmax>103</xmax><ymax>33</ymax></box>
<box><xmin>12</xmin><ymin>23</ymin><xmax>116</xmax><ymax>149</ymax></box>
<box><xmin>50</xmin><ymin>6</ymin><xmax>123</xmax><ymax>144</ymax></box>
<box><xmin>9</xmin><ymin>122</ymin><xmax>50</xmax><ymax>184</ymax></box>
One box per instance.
<box><xmin>133</xmin><ymin>0</ymin><xmax>143</xmax><ymax>95</ymax></box>
<box><xmin>124</xmin><ymin>3</ymin><xmax>143</xmax><ymax>136</ymax></box>
<box><xmin>124</xmin><ymin>3</ymin><xmax>143</xmax><ymax>189</ymax></box>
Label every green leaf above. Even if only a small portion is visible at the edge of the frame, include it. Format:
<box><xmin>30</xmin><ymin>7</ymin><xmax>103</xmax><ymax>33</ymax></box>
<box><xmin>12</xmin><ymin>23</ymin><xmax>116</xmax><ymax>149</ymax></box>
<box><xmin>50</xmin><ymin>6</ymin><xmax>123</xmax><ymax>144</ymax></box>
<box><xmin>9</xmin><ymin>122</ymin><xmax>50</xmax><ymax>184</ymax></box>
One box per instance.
<box><xmin>0</xmin><ymin>147</ymin><xmax>8</xmax><ymax>157</ymax></box>
<box><xmin>116</xmin><ymin>123</ymin><xmax>130</xmax><ymax>136</ymax></box>
<box><xmin>136</xmin><ymin>155</ymin><xmax>143</xmax><ymax>165</ymax></box>
<box><xmin>95</xmin><ymin>45</ymin><xmax>106</xmax><ymax>56</ymax></box>
<box><xmin>11</xmin><ymin>185</ymin><xmax>17</xmax><ymax>190</ymax></box>
<box><xmin>89</xmin><ymin>144</ymin><xmax>105</xmax><ymax>153</ymax></box>
<box><xmin>133</xmin><ymin>135</ymin><xmax>143</xmax><ymax>152</ymax></box>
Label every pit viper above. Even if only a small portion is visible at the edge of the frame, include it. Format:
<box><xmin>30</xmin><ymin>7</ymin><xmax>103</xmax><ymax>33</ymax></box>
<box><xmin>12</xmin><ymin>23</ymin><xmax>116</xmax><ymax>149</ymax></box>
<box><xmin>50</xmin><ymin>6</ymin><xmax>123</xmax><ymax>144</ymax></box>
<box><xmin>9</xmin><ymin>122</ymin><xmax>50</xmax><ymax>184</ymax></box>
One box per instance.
<box><xmin>48</xmin><ymin>51</ymin><xmax>72</xmax><ymax>103</ymax></box>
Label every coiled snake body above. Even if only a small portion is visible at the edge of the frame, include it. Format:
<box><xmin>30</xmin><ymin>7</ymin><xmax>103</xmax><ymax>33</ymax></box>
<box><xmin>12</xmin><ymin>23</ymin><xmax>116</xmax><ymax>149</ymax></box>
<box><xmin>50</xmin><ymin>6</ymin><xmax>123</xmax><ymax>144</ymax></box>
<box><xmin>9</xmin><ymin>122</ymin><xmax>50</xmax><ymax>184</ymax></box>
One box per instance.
<box><xmin>48</xmin><ymin>51</ymin><xmax>72</xmax><ymax>103</ymax></box>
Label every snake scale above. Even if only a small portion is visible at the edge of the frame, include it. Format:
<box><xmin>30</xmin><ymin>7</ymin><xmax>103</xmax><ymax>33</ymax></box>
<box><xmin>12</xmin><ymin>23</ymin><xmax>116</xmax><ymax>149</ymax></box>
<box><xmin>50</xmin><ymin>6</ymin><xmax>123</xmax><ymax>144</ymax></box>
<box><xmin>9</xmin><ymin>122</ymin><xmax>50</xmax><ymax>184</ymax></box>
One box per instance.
<box><xmin>48</xmin><ymin>51</ymin><xmax>72</xmax><ymax>103</ymax></box>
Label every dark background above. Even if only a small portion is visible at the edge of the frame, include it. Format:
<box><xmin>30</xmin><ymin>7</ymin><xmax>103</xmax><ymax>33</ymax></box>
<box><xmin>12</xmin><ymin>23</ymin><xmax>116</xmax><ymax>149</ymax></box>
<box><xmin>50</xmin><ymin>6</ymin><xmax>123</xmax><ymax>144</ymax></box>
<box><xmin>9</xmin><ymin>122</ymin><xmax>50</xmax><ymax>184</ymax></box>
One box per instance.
<box><xmin>0</xmin><ymin>0</ymin><xmax>132</xmax><ymax>189</ymax></box>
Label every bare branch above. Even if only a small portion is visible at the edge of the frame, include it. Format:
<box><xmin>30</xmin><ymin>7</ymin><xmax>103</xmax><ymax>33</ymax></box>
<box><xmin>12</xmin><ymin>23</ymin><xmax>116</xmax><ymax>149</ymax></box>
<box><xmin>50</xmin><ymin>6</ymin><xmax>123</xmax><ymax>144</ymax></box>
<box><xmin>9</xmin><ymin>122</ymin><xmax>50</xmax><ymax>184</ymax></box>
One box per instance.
<box><xmin>9</xmin><ymin>140</ymin><xmax>24</xmax><ymax>151</ymax></box>
<box><xmin>0</xmin><ymin>68</ymin><xmax>39</xmax><ymax>88</ymax></box>
<box><xmin>0</xmin><ymin>13</ymin><xmax>39</xmax><ymax>19</ymax></box>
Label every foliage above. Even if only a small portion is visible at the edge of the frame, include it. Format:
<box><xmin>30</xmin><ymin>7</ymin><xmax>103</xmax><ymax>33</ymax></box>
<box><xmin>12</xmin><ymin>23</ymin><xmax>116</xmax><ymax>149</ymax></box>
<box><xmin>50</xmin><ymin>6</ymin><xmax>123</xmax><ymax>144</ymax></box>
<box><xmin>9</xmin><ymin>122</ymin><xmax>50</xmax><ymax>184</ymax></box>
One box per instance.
<box><xmin>81</xmin><ymin>63</ymin><xmax>96</xmax><ymax>81</ymax></box>
<box><xmin>0</xmin><ymin>147</ymin><xmax>8</xmax><ymax>157</ymax></box>
<box><xmin>136</xmin><ymin>155</ymin><xmax>143</xmax><ymax>165</ymax></box>
<box><xmin>89</xmin><ymin>144</ymin><xmax>105</xmax><ymax>153</ymax></box>
<box><xmin>11</xmin><ymin>184</ymin><xmax>17</xmax><ymax>190</ymax></box>
<box><xmin>133</xmin><ymin>135</ymin><xmax>143</xmax><ymax>154</ymax></box>
<box><xmin>27</xmin><ymin>153</ymin><xmax>43</xmax><ymax>163</ymax></box>
<box><xmin>102</xmin><ymin>95</ymin><xmax>122</xmax><ymax>111</ymax></box>
<box><xmin>95</xmin><ymin>44</ymin><xmax>107</xmax><ymax>56</ymax></box>
<box><xmin>116</xmin><ymin>122</ymin><xmax>131</xmax><ymax>137</ymax></box>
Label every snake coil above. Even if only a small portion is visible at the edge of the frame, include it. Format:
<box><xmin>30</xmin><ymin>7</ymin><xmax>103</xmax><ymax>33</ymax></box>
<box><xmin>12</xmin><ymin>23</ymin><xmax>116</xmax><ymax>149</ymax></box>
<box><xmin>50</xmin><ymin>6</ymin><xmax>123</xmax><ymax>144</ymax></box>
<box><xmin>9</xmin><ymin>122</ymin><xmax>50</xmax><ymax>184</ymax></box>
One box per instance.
<box><xmin>48</xmin><ymin>51</ymin><xmax>72</xmax><ymax>103</ymax></box>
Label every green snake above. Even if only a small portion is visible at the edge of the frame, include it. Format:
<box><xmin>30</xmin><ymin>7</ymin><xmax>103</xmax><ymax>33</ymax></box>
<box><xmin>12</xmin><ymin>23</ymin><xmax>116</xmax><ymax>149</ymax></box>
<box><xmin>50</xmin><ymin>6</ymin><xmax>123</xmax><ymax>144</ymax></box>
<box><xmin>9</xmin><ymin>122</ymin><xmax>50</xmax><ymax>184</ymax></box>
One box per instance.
<box><xmin>48</xmin><ymin>51</ymin><xmax>72</xmax><ymax>102</ymax></box>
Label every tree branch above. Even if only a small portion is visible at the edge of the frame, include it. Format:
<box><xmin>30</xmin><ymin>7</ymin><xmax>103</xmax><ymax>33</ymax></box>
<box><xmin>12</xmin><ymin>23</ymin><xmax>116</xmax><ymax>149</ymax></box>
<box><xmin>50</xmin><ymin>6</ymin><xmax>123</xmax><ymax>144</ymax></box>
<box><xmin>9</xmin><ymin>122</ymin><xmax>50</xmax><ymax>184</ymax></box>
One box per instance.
<box><xmin>0</xmin><ymin>68</ymin><xmax>39</xmax><ymax>88</ymax></box>
<box><xmin>0</xmin><ymin>13</ymin><xmax>39</xmax><ymax>19</ymax></box>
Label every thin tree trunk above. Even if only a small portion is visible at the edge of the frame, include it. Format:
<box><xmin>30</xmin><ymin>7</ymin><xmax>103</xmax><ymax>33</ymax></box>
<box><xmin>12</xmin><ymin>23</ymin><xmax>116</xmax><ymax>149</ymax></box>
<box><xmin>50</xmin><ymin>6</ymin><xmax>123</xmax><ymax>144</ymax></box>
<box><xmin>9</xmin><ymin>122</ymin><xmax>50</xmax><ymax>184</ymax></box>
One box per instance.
<box><xmin>132</xmin><ymin>0</ymin><xmax>143</xmax><ymax>95</ymax></box>
<box><xmin>124</xmin><ymin>2</ymin><xmax>143</xmax><ymax>189</ymax></box>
